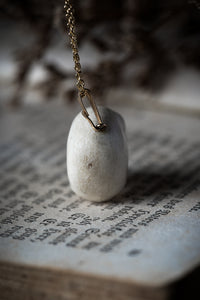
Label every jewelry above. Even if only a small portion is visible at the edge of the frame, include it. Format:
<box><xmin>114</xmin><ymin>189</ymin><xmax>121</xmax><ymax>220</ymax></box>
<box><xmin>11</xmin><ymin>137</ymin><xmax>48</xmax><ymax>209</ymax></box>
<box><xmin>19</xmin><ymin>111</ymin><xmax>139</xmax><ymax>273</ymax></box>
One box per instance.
<box><xmin>64</xmin><ymin>0</ymin><xmax>106</xmax><ymax>132</ymax></box>
<box><xmin>65</xmin><ymin>0</ymin><xmax>128</xmax><ymax>202</ymax></box>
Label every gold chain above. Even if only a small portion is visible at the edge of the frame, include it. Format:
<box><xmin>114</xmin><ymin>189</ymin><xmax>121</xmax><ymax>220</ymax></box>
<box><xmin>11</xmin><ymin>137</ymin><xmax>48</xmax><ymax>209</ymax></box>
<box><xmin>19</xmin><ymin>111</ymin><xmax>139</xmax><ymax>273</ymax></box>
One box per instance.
<box><xmin>64</xmin><ymin>0</ymin><xmax>106</xmax><ymax>131</ymax></box>
<box><xmin>64</xmin><ymin>0</ymin><xmax>85</xmax><ymax>95</ymax></box>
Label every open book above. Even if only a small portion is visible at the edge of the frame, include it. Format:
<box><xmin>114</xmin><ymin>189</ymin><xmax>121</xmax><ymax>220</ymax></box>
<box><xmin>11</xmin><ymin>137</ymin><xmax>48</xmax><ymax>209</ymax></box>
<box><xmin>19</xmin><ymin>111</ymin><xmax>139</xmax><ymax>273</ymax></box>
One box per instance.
<box><xmin>0</xmin><ymin>99</ymin><xmax>200</xmax><ymax>300</ymax></box>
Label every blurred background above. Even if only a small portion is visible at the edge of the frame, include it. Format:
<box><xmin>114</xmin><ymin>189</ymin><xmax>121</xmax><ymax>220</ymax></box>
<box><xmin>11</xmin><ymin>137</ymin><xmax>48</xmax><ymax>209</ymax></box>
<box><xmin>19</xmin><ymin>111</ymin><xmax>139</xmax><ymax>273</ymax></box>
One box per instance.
<box><xmin>0</xmin><ymin>0</ymin><xmax>200</xmax><ymax>112</ymax></box>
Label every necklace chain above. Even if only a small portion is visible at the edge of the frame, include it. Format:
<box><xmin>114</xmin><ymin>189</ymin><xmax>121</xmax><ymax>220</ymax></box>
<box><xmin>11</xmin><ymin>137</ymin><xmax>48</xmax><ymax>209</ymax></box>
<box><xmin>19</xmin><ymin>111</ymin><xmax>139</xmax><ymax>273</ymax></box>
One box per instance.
<box><xmin>64</xmin><ymin>0</ymin><xmax>85</xmax><ymax>96</ymax></box>
<box><xmin>64</xmin><ymin>0</ymin><xmax>107</xmax><ymax>131</ymax></box>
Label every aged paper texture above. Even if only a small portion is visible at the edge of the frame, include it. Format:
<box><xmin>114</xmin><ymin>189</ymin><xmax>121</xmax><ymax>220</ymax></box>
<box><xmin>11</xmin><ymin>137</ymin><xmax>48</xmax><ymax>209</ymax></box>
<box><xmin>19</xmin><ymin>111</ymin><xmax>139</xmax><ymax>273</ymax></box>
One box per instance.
<box><xmin>0</xmin><ymin>103</ymin><xmax>200</xmax><ymax>286</ymax></box>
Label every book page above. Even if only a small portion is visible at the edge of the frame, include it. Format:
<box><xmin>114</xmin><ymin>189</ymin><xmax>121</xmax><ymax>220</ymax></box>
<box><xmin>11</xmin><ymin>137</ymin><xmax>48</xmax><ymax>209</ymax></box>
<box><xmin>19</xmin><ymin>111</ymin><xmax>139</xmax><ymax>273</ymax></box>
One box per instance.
<box><xmin>0</xmin><ymin>102</ymin><xmax>200</xmax><ymax>287</ymax></box>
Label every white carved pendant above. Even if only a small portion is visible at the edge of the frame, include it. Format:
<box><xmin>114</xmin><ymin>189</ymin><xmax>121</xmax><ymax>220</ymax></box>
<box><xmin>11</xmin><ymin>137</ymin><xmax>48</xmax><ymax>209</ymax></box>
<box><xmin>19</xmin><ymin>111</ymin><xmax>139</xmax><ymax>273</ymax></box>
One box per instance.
<box><xmin>67</xmin><ymin>106</ymin><xmax>128</xmax><ymax>202</ymax></box>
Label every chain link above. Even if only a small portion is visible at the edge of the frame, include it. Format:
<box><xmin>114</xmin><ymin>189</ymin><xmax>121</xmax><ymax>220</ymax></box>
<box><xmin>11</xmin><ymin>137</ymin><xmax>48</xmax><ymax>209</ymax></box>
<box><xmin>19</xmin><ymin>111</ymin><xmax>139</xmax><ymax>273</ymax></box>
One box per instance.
<box><xmin>64</xmin><ymin>0</ymin><xmax>107</xmax><ymax>131</ymax></box>
<box><xmin>64</xmin><ymin>0</ymin><xmax>86</xmax><ymax>96</ymax></box>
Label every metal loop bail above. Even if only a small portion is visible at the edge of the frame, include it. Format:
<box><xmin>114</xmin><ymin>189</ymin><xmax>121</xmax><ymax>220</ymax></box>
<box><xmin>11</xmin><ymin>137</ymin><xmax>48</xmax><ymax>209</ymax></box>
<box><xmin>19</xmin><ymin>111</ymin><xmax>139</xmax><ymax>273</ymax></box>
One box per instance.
<box><xmin>78</xmin><ymin>89</ymin><xmax>107</xmax><ymax>132</ymax></box>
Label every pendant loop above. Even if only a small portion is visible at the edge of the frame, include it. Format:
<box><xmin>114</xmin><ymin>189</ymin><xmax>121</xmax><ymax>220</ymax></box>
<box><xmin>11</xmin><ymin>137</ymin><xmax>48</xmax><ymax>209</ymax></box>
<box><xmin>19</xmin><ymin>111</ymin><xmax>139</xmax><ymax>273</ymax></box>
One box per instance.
<box><xmin>78</xmin><ymin>89</ymin><xmax>107</xmax><ymax>132</ymax></box>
